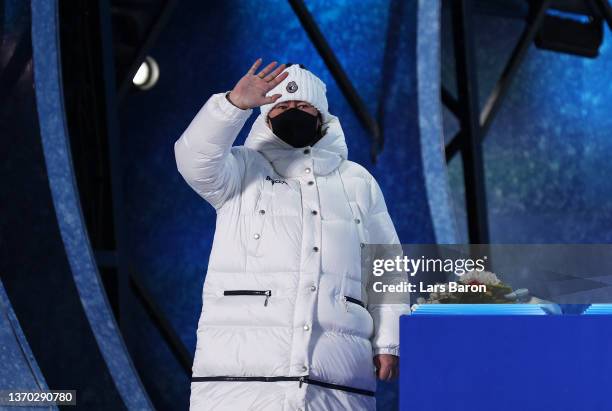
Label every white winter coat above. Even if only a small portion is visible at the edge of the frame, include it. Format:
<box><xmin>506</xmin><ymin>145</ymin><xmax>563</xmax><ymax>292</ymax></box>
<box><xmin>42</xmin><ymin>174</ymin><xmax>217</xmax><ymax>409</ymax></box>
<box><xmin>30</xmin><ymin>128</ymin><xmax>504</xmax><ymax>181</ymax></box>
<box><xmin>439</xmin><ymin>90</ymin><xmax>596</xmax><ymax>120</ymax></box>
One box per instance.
<box><xmin>174</xmin><ymin>92</ymin><xmax>410</xmax><ymax>411</ymax></box>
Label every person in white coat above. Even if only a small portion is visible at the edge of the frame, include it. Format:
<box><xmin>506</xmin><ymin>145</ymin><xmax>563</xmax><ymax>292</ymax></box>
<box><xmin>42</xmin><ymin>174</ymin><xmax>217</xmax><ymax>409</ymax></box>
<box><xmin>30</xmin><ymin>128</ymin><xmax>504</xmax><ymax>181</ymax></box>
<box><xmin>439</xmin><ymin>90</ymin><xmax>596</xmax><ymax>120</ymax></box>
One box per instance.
<box><xmin>174</xmin><ymin>59</ymin><xmax>410</xmax><ymax>411</ymax></box>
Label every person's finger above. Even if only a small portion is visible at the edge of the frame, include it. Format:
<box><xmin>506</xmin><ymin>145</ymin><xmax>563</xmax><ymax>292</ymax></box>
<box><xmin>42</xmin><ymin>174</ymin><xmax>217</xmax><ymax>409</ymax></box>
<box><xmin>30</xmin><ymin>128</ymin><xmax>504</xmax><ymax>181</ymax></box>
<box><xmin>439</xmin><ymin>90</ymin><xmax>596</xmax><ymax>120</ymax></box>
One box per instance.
<box><xmin>264</xmin><ymin>63</ymin><xmax>286</xmax><ymax>82</ymax></box>
<box><xmin>256</xmin><ymin>61</ymin><xmax>278</xmax><ymax>78</ymax></box>
<box><xmin>247</xmin><ymin>58</ymin><xmax>262</xmax><ymax>75</ymax></box>
<box><xmin>373</xmin><ymin>355</ymin><xmax>381</xmax><ymax>376</ymax></box>
<box><xmin>267</xmin><ymin>71</ymin><xmax>289</xmax><ymax>89</ymax></box>
<box><xmin>262</xmin><ymin>94</ymin><xmax>282</xmax><ymax>104</ymax></box>
<box><xmin>377</xmin><ymin>364</ymin><xmax>391</xmax><ymax>381</ymax></box>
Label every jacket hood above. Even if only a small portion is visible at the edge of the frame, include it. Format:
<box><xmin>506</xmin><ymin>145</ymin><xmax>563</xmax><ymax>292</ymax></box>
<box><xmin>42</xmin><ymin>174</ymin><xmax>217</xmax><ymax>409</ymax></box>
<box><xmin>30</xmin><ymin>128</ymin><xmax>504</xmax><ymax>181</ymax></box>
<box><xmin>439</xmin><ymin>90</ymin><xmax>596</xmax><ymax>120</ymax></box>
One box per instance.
<box><xmin>244</xmin><ymin>112</ymin><xmax>348</xmax><ymax>178</ymax></box>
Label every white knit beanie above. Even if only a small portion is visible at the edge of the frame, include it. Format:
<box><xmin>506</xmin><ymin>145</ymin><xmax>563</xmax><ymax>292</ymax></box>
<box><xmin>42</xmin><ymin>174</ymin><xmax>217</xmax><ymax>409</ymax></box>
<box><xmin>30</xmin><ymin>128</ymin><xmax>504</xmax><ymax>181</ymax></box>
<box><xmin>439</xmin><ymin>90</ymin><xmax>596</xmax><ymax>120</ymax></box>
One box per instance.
<box><xmin>259</xmin><ymin>64</ymin><xmax>329</xmax><ymax>122</ymax></box>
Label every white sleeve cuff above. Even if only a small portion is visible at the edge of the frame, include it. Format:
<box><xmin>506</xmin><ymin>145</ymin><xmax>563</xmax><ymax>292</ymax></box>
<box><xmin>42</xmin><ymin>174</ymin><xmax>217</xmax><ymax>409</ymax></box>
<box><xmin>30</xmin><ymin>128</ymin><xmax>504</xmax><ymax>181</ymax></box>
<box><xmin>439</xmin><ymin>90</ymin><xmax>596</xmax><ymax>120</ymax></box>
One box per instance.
<box><xmin>215</xmin><ymin>91</ymin><xmax>252</xmax><ymax>120</ymax></box>
<box><xmin>373</xmin><ymin>346</ymin><xmax>400</xmax><ymax>356</ymax></box>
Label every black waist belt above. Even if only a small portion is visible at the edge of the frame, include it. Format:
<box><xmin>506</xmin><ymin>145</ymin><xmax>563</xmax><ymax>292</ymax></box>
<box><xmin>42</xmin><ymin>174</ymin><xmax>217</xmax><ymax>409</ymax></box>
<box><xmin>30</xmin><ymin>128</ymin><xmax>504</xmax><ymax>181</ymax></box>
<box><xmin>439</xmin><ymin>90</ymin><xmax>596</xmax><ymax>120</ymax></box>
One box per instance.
<box><xmin>191</xmin><ymin>375</ymin><xmax>376</xmax><ymax>397</ymax></box>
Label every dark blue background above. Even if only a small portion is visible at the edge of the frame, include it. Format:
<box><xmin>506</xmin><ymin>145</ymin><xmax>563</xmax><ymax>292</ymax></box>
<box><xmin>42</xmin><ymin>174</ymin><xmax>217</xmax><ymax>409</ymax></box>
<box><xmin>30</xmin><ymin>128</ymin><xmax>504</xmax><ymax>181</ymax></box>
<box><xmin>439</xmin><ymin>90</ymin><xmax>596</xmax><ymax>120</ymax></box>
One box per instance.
<box><xmin>441</xmin><ymin>7</ymin><xmax>612</xmax><ymax>243</ymax></box>
<box><xmin>3</xmin><ymin>0</ymin><xmax>610</xmax><ymax>409</ymax></box>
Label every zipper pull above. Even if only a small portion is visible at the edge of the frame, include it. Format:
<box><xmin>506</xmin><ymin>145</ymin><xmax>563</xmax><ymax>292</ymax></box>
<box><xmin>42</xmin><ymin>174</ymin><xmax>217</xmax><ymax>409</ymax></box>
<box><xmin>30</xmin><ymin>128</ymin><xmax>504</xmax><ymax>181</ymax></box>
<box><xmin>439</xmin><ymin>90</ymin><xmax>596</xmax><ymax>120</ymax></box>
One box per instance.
<box><xmin>343</xmin><ymin>296</ymin><xmax>348</xmax><ymax>312</ymax></box>
<box><xmin>264</xmin><ymin>290</ymin><xmax>271</xmax><ymax>307</ymax></box>
<box><xmin>299</xmin><ymin>376</ymin><xmax>305</xmax><ymax>388</ymax></box>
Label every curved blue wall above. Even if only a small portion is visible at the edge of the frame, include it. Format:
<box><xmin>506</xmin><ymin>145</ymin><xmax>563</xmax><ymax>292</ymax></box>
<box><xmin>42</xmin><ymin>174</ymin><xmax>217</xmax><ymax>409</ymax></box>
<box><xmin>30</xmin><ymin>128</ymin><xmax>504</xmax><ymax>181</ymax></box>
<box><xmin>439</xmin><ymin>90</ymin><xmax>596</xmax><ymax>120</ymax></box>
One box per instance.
<box><xmin>0</xmin><ymin>280</ymin><xmax>55</xmax><ymax>410</ymax></box>
<box><xmin>30</xmin><ymin>1</ymin><xmax>153</xmax><ymax>409</ymax></box>
<box><xmin>1</xmin><ymin>0</ymin><xmax>148</xmax><ymax>408</ymax></box>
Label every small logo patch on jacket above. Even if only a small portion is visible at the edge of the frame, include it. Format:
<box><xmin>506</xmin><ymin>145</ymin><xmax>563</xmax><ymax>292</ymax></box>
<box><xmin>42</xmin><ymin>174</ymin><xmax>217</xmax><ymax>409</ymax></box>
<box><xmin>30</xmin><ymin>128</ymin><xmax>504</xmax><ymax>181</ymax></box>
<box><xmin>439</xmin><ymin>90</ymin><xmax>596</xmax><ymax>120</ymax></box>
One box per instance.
<box><xmin>266</xmin><ymin>176</ymin><xmax>287</xmax><ymax>186</ymax></box>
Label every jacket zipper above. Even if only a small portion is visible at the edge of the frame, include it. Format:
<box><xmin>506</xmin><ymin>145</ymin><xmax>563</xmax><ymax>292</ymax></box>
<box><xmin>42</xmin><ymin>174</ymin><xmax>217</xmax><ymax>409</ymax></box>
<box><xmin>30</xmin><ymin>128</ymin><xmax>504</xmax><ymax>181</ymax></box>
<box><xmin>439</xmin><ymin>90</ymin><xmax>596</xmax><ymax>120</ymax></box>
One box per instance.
<box><xmin>343</xmin><ymin>295</ymin><xmax>366</xmax><ymax>311</ymax></box>
<box><xmin>223</xmin><ymin>290</ymin><xmax>271</xmax><ymax>306</ymax></box>
<box><xmin>191</xmin><ymin>375</ymin><xmax>375</xmax><ymax>397</ymax></box>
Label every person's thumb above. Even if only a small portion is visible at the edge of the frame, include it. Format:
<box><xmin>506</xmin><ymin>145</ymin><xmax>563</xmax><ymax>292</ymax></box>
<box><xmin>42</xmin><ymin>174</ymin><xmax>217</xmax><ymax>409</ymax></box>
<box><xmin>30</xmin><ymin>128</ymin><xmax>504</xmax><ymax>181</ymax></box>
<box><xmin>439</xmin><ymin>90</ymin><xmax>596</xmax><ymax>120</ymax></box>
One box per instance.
<box><xmin>262</xmin><ymin>94</ymin><xmax>282</xmax><ymax>105</ymax></box>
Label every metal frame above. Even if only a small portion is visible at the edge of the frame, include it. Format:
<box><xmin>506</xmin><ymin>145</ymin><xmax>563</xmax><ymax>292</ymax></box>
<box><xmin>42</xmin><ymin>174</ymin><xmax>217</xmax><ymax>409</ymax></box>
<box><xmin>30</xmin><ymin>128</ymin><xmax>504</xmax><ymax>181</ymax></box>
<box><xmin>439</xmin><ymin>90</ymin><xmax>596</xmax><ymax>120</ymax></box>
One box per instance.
<box><xmin>287</xmin><ymin>0</ymin><xmax>383</xmax><ymax>160</ymax></box>
<box><xmin>594</xmin><ymin>0</ymin><xmax>612</xmax><ymax>30</ymax></box>
<box><xmin>450</xmin><ymin>0</ymin><xmax>491</xmax><ymax>244</ymax></box>
<box><xmin>444</xmin><ymin>0</ymin><xmax>553</xmax><ymax>243</ymax></box>
<box><xmin>97</xmin><ymin>0</ymin><xmax>132</xmax><ymax>332</ymax></box>
<box><xmin>480</xmin><ymin>1</ymin><xmax>552</xmax><ymax>137</ymax></box>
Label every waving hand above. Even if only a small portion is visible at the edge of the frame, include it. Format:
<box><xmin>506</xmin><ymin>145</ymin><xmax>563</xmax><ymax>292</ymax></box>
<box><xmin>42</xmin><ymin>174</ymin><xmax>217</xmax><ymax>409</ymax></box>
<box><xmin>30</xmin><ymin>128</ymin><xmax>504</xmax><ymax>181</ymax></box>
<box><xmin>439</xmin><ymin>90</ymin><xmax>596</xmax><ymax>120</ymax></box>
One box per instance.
<box><xmin>227</xmin><ymin>59</ymin><xmax>289</xmax><ymax>110</ymax></box>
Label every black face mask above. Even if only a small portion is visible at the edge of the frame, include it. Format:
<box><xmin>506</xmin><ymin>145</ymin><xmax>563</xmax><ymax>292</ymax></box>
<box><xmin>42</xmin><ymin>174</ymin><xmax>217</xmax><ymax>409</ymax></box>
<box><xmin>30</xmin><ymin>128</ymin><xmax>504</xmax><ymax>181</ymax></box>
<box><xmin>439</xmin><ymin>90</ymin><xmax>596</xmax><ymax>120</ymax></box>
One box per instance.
<box><xmin>269</xmin><ymin>108</ymin><xmax>321</xmax><ymax>148</ymax></box>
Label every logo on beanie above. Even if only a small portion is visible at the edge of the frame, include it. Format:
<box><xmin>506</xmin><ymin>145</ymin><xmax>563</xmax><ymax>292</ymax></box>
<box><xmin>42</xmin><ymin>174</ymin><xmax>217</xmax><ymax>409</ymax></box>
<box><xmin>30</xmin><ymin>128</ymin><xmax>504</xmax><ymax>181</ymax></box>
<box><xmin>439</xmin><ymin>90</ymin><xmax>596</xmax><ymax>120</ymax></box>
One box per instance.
<box><xmin>286</xmin><ymin>81</ymin><xmax>298</xmax><ymax>93</ymax></box>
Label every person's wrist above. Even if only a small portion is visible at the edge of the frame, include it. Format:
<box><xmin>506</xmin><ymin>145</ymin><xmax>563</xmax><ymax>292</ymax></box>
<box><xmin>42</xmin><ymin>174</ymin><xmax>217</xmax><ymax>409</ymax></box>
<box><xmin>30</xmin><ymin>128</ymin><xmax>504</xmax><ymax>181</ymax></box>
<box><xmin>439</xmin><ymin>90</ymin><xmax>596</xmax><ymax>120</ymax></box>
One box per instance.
<box><xmin>226</xmin><ymin>91</ymin><xmax>249</xmax><ymax>110</ymax></box>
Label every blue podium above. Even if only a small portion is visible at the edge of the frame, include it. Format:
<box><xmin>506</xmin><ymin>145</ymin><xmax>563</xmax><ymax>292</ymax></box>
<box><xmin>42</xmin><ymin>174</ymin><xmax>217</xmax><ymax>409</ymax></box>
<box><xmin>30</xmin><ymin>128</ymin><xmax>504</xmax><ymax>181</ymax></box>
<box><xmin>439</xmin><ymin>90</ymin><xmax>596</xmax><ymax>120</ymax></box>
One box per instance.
<box><xmin>399</xmin><ymin>312</ymin><xmax>612</xmax><ymax>411</ymax></box>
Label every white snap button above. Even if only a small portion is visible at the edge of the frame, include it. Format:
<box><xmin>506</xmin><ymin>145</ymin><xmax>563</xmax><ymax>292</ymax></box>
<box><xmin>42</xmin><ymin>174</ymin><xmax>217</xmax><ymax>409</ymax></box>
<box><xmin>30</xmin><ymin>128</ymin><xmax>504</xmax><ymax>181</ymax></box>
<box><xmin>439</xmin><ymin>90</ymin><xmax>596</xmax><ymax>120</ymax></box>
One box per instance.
<box><xmin>355</xmin><ymin>218</ymin><xmax>361</xmax><ymax>224</ymax></box>
<box><xmin>310</xmin><ymin>285</ymin><xmax>317</xmax><ymax>292</ymax></box>
<box><xmin>303</xmin><ymin>324</ymin><xmax>310</xmax><ymax>331</ymax></box>
<box><xmin>300</xmin><ymin>365</ymin><xmax>308</xmax><ymax>372</ymax></box>
<box><xmin>305</xmin><ymin>167</ymin><xmax>311</xmax><ymax>174</ymax></box>
<box><xmin>253</xmin><ymin>233</ymin><xmax>260</xmax><ymax>240</ymax></box>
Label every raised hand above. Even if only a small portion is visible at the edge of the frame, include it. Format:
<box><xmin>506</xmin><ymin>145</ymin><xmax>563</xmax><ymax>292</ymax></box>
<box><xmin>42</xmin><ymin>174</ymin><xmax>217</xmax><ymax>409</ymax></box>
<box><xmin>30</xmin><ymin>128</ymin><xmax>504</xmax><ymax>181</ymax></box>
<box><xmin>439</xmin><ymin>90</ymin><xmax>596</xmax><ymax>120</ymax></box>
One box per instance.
<box><xmin>227</xmin><ymin>59</ymin><xmax>289</xmax><ymax>110</ymax></box>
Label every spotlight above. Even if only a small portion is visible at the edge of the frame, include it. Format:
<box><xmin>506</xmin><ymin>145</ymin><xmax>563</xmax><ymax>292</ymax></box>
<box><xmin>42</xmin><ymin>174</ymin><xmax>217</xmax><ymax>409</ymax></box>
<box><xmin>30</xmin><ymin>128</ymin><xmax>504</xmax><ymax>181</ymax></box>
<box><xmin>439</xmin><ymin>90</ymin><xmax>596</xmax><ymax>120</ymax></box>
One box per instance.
<box><xmin>535</xmin><ymin>1</ymin><xmax>604</xmax><ymax>58</ymax></box>
<box><xmin>132</xmin><ymin>56</ymin><xmax>159</xmax><ymax>90</ymax></box>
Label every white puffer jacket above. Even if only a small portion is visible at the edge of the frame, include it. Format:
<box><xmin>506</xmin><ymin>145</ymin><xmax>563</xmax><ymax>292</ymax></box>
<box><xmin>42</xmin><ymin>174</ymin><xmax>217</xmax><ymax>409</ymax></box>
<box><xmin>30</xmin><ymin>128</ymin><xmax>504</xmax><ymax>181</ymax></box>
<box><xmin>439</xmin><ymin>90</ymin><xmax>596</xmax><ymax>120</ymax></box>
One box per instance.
<box><xmin>174</xmin><ymin>92</ymin><xmax>410</xmax><ymax>411</ymax></box>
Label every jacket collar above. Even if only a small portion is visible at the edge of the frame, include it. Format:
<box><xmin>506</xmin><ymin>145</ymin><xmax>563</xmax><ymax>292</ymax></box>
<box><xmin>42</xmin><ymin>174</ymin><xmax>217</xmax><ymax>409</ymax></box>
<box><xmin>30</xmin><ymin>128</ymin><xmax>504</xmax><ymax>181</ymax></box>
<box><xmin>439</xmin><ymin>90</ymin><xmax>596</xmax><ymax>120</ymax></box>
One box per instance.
<box><xmin>244</xmin><ymin>113</ymin><xmax>348</xmax><ymax>178</ymax></box>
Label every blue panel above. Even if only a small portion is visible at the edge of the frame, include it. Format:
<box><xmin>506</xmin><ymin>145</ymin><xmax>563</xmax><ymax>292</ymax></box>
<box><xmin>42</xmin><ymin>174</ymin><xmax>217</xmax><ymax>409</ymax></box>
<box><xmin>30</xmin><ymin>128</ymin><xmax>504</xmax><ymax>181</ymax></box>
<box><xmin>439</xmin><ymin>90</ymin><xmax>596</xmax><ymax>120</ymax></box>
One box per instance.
<box><xmin>0</xmin><ymin>280</ymin><xmax>56</xmax><ymax>411</ymax></box>
<box><xmin>30</xmin><ymin>1</ymin><xmax>152</xmax><ymax>409</ymax></box>
<box><xmin>411</xmin><ymin>304</ymin><xmax>547</xmax><ymax>315</ymax></box>
<box><xmin>400</xmin><ymin>315</ymin><xmax>612</xmax><ymax>411</ymax></box>
<box><xmin>584</xmin><ymin>304</ymin><xmax>612</xmax><ymax>315</ymax></box>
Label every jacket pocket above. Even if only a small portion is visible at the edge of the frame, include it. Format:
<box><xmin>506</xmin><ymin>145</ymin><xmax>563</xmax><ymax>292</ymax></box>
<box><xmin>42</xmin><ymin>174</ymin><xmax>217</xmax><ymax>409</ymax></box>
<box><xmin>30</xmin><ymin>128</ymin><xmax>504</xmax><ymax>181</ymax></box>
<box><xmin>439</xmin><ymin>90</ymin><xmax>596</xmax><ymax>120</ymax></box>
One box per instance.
<box><xmin>223</xmin><ymin>289</ymin><xmax>272</xmax><ymax>306</ymax></box>
<box><xmin>342</xmin><ymin>294</ymin><xmax>374</xmax><ymax>339</ymax></box>
<box><xmin>342</xmin><ymin>295</ymin><xmax>366</xmax><ymax>311</ymax></box>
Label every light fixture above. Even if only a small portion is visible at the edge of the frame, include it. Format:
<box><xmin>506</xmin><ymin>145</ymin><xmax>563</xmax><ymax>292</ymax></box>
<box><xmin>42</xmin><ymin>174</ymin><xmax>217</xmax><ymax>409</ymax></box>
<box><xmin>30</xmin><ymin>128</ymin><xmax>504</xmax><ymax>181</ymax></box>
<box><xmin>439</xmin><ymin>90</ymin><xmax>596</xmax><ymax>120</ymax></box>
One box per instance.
<box><xmin>132</xmin><ymin>56</ymin><xmax>159</xmax><ymax>90</ymax></box>
<box><xmin>535</xmin><ymin>2</ymin><xmax>604</xmax><ymax>58</ymax></box>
